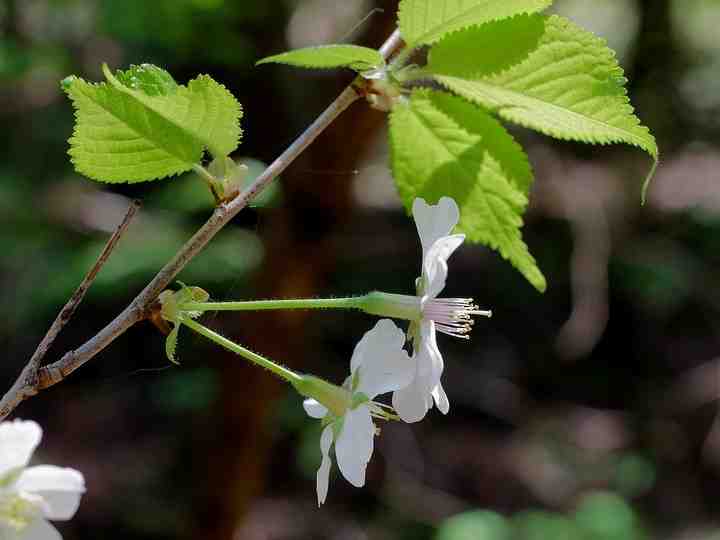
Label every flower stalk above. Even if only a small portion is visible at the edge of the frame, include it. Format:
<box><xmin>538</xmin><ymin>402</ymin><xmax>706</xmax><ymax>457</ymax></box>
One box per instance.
<box><xmin>182</xmin><ymin>291</ymin><xmax>491</xmax><ymax>336</ymax></box>
<box><xmin>181</xmin><ymin>318</ymin><xmax>302</xmax><ymax>385</ymax></box>
<box><xmin>183</xmin><ymin>296</ymin><xmax>364</xmax><ymax>313</ymax></box>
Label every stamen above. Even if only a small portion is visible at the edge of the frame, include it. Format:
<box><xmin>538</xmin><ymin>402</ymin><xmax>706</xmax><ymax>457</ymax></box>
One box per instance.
<box><xmin>368</xmin><ymin>402</ymin><xmax>401</xmax><ymax>422</ymax></box>
<box><xmin>423</xmin><ymin>298</ymin><xmax>492</xmax><ymax>339</ymax></box>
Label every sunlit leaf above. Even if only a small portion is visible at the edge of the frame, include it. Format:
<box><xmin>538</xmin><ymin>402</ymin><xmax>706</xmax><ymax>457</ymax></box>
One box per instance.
<box><xmin>398</xmin><ymin>0</ymin><xmax>553</xmax><ymax>46</ymax></box>
<box><xmin>257</xmin><ymin>45</ymin><xmax>383</xmax><ymax>72</ymax></box>
<box><xmin>64</xmin><ymin>63</ymin><xmax>242</xmax><ymax>183</ymax></box>
<box><xmin>390</xmin><ymin>90</ymin><xmax>546</xmax><ymax>291</ymax></box>
<box><xmin>427</xmin><ymin>15</ymin><xmax>657</xmax><ymax>194</ymax></box>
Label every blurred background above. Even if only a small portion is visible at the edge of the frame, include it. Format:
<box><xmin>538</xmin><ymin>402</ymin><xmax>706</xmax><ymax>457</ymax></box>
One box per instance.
<box><xmin>1</xmin><ymin>0</ymin><xmax>720</xmax><ymax>538</ymax></box>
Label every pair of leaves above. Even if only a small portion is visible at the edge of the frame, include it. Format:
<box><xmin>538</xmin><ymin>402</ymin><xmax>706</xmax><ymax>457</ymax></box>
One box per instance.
<box><xmin>258</xmin><ymin>1</ymin><xmax>657</xmax><ymax>292</ymax></box>
<box><xmin>389</xmin><ymin>12</ymin><xmax>657</xmax><ymax>292</ymax></box>
<box><xmin>256</xmin><ymin>0</ymin><xmax>553</xmax><ymax>73</ymax></box>
<box><xmin>64</xmin><ymin>63</ymin><xmax>242</xmax><ymax>183</ymax></box>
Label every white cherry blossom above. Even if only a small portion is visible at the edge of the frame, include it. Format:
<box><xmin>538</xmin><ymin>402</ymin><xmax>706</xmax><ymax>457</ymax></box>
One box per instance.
<box><xmin>303</xmin><ymin>319</ymin><xmax>413</xmax><ymax>505</ymax></box>
<box><xmin>391</xmin><ymin>197</ymin><xmax>491</xmax><ymax>423</ymax></box>
<box><xmin>0</xmin><ymin>420</ymin><xmax>85</xmax><ymax>540</ymax></box>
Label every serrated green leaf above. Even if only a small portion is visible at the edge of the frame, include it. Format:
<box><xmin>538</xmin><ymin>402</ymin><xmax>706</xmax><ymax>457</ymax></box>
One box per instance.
<box><xmin>64</xmin><ymin>64</ymin><xmax>242</xmax><ymax>183</ymax></box>
<box><xmin>398</xmin><ymin>0</ymin><xmax>552</xmax><ymax>46</ymax></box>
<box><xmin>115</xmin><ymin>63</ymin><xmax>178</xmax><ymax>96</ymax></box>
<box><xmin>104</xmin><ymin>66</ymin><xmax>242</xmax><ymax>162</ymax></box>
<box><xmin>427</xmin><ymin>15</ymin><xmax>658</xmax><ymax>171</ymax></box>
<box><xmin>390</xmin><ymin>89</ymin><xmax>546</xmax><ymax>291</ymax></box>
<box><xmin>166</xmin><ymin>324</ymin><xmax>180</xmax><ymax>364</ymax></box>
<box><xmin>257</xmin><ymin>45</ymin><xmax>383</xmax><ymax>72</ymax></box>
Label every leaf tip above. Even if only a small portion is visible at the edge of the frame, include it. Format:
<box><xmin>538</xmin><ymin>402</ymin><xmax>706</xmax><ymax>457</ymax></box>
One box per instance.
<box><xmin>60</xmin><ymin>75</ymin><xmax>77</xmax><ymax>92</ymax></box>
<box><xmin>640</xmin><ymin>156</ymin><xmax>659</xmax><ymax>206</ymax></box>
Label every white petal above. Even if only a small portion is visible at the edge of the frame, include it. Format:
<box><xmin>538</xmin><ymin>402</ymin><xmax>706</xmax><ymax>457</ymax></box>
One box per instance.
<box><xmin>393</xmin><ymin>322</ymin><xmax>446</xmax><ymax>422</ymax></box>
<box><xmin>303</xmin><ymin>399</ymin><xmax>329</xmax><ymax>420</ymax></box>
<box><xmin>17</xmin><ymin>518</ymin><xmax>62</xmax><ymax>540</ymax></box>
<box><xmin>431</xmin><ymin>383</ymin><xmax>450</xmax><ymax>415</ymax></box>
<box><xmin>417</xmin><ymin>320</ymin><xmax>444</xmax><ymax>384</ymax></box>
<box><xmin>17</xmin><ymin>466</ymin><xmax>85</xmax><ymax>521</ymax></box>
<box><xmin>350</xmin><ymin>319</ymin><xmax>404</xmax><ymax>373</ymax></box>
<box><xmin>316</xmin><ymin>426</ymin><xmax>333</xmax><ymax>506</ymax></box>
<box><xmin>412</xmin><ymin>197</ymin><xmax>460</xmax><ymax>256</ymax></box>
<box><xmin>422</xmin><ymin>234</ymin><xmax>465</xmax><ymax>299</ymax></box>
<box><xmin>17</xmin><ymin>466</ymin><xmax>85</xmax><ymax>495</ymax></box>
<box><xmin>350</xmin><ymin>320</ymin><xmax>413</xmax><ymax>400</ymax></box>
<box><xmin>392</xmin><ymin>377</ymin><xmax>433</xmax><ymax>423</ymax></box>
<box><xmin>335</xmin><ymin>405</ymin><xmax>375</xmax><ymax>487</ymax></box>
<box><xmin>0</xmin><ymin>420</ymin><xmax>42</xmax><ymax>478</ymax></box>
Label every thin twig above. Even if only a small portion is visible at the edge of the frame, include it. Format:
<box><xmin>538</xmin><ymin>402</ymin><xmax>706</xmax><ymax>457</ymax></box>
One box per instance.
<box><xmin>0</xmin><ymin>199</ymin><xmax>141</xmax><ymax>417</ymax></box>
<box><xmin>0</xmin><ymin>29</ymin><xmax>404</xmax><ymax>419</ymax></box>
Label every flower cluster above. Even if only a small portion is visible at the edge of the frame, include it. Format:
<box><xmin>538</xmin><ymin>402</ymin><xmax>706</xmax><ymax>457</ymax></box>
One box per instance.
<box><xmin>161</xmin><ymin>196</ymin><xmax>491</xmax><ymax>506</ymax></box>
<box><xmin>0</xmin><ymin>420</ymin><xmax>85</xmax><ymax>540</ymax></box>
<box><xmin>299</xmin><ymin>197</ymin><xmax>491</xmax><ymax>504</ymax></box>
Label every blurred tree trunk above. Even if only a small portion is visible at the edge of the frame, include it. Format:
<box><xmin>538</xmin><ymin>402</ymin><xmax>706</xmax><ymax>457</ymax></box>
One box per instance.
<box><xmin>193</xmin><ymin>5</ymin><xmax>398</xmax><ymax>539</ymax></box>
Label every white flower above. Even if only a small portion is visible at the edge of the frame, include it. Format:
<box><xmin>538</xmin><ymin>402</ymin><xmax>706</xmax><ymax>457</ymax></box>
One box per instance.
<box><xmin>0</xmin><ymin>420</ymin><xmax>85</xmax><ymax>540</ymax></box>
<box><xmin>391</xmin><ymin>197</ymin><xmax>491</xmax><ymax>423</ymax></box>
<box><xmin>302</xmin><ymin>319</ymin><xmax>413</xmax><ymax>505</ymax></box>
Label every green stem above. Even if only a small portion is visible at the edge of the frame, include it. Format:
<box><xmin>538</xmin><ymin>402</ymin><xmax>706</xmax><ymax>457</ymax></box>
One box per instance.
<box><xmin>192</xmin><ymin>164</ymin><xmax>223</xmax><ymax>202</ymax></box>
<box><xmin>181</xmin><ymin>318</ymin><xmax>302</xmax><ymax>384</ymax></box>
<box><xmin>183</xmin><ymin>296</ymin><xmax>366</xmax><ymax>313</ymax></box>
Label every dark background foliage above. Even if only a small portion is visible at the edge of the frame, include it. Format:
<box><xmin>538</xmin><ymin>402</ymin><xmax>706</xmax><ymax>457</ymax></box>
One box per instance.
<box><xmin>1</xmin><ymin>0</ymin><xmax>719</xmax><ymax>538</ymax></box>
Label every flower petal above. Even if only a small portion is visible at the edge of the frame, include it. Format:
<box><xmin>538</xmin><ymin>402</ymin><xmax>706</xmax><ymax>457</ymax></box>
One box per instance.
<box><xmin>392</xmin><ymin>377</ymin><xmax>433</xmax><ymax>423</ymax></box>
<box><xmin>393</xmin><ymin>321</ymin><xmax>447</xmax><ymax>422</ymax></box>
<box><xmin>17</xmin><ymin>466</ymin><xmax>85</xmax><ymax>521</ymax></box>
<box><xmin>316</xmin><ymin>425</ymin><xmax>333</xmax><ymax>506</ymax></box>
<box><xmin>335</xmin><ymin>405</ymin><xmax>375</xmax><ymax>487</ymax></box>
<box><xmin>350</xmin><ymin>320</ymin><xmax>413</xmax><ymax>400</ymax></box>
<box><xmin>303</xmin><ymin>399</ymin><xmax>329</xmax><ymax>420</ymax></box>
<box><xmin>0</xmin><ymin>420</ymin><xmax>42</xmax><ymax>478</ymax></box>
<box><xmin>412</xmin><ymin>197</ymin><xmax>460</xmax><ymax>256</ymax></box>
<box><xmin>431</xmin><ymin>383</ymin><xmax>450</xmax><ymax>415</ymax></box>
<box><xmin>17</xmin><ymin>518</ymin><xmax>62</xmax><ymax>540</ymax></box>
<box><xmin>422</xmin><ymin>234</ymin><xmax>465</xmax><ymax>299</ymax></box>
<box><xmin>418</xmin><ymin>320</ymin><xmax>444</xmax><ymax>384</ymax></box>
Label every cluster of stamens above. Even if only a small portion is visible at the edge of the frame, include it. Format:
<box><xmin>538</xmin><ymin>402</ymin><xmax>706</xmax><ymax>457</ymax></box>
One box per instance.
<box><xmin>423</xmin><ymin>298</ymin><xmax>492</xmax><ymax>339</ymax></box>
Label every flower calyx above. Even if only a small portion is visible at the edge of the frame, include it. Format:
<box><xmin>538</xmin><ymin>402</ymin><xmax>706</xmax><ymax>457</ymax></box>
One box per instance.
<box><xmin>157</xmin><ymin>283</ymin><xmax>210</xmax><ymax>364</ymax></box>
<box><xmin>294</xmin><ymin>375</ymin><xmax>352</xmax><ymax>418</ymax></box>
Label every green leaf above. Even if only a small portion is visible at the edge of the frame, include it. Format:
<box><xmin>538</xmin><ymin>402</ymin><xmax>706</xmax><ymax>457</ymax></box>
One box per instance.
<box><xmin>64</xmin><ymin>63</ymin><xmax>242</xmax><ymax>183</ymax></box>
<box><xmin>166</xmin><ymin>324</ymin><xmax>180</xmax><ymax>364</ymax></box>
<box><xmin>257</xmin><ymin>45</ymin><xmax>383</xmax><ymax>72</ymax></box>
<box><xmin>115</xmin><ymin>63</ymin><xmax>178</xmax><ymax>96</ymax></box>
<box><xmin>397</xmin><ymin>0</ymin><xmax>553</xmax><ymax>46</ymax></box>
<box><xmin>427</xmin><ymin>15</ymin><xmax>658</xmax><ymax>183</ymax></box>
<box><xmin>390</xmin><ymin>89</ymin><xmax>546</xmax><ymax>291</ymax></box>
